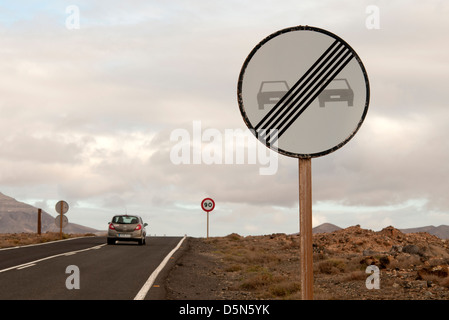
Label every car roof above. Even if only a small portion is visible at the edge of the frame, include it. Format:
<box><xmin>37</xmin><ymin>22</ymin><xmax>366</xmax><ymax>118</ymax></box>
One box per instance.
<box><xmin>112</xmin><ymin>214</ymin><xmax>142</xmax><ymax>218</ymax></box>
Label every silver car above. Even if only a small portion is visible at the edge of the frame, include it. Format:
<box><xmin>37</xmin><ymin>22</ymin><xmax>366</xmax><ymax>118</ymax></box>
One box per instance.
<box><xmin>107</xmin><ymin>215</ymin><xmax>148</xmax><ymax>245</ymax></box>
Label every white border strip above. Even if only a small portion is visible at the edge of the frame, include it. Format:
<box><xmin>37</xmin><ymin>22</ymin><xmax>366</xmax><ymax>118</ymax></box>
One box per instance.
<box><xmin>134</xmin><ymin>235</ymin><xmax>186</xmax><ymax>300</ymax></box>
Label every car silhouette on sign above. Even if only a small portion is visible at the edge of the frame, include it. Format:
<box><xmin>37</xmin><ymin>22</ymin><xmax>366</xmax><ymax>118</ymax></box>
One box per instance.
<box><xmin>318</xmin><ymin>78</ymin><xmax>354</xmax><ymax>108</ymax></box>
<box><xmin>257</xmin><ymin>81</ymin><xmax>290</xmax><ymax>110</ymax></box>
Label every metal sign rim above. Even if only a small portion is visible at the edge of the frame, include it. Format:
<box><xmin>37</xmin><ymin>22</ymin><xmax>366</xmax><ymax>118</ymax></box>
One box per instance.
<box><xmin>237</xmin><ymin>25</ymin><xmax>370</xmax><ymax>159</ymax></box>
<box><xmin>55</xmin><ymin>200</ymin><xmax>69</xmax><ymax>214</ymax></box>
<box><xmin>201</xmin><ymin>198</ymin><xmax>215</xmax><ymax>213</ymax></box>
<box><xmin>55</xmin><ymin>215</ymin><xmax>69</xmax><ymax>228</ymax></box>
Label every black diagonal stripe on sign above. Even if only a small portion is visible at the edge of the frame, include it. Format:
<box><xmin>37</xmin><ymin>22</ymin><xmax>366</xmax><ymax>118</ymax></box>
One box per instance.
<box><xmin>256</xmin><ymin>45</ymin><xmax>350</xmax><ymax>140</ymax></box>
<box><xmin>256</xmin><ymin>43</ymin><xmax>348</xmax><ymax>142</ymax></box>
<box><xmin>268</xmin><ymin>52</ymin><xmax>354</xmax><ymax>146</ymax></box>
<box><xmin>255</xmin><ymin>40</ymin><xmax>340</xmax><ymax>134</ymax></box>
<box><xmin>260</xmin><ymin>45</ymin><xmax>350</xmax><ymax>142</ymax></box>
<box><xmin>266</xmin><ymin>49</ymin><xmax>353</xmax><ymax>143</ymax></box>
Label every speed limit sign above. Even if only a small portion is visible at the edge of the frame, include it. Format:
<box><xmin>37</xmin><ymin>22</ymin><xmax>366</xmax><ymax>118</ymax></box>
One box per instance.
<box><xmin>201</xmin><ymin>198</ymin><xmax>215</xmax><ymax>239</ymax></box>
<box><xmin>201</xmin><ymin>198</ymin><xmax>215</xmax><ymax>212</ymax></box>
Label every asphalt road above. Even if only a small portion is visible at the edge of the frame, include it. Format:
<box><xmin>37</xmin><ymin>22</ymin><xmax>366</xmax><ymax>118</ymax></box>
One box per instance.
<box><xmin>0</xmin><ymin>236</ymin><xmax>184</xmax><ymax>300</ymax></box>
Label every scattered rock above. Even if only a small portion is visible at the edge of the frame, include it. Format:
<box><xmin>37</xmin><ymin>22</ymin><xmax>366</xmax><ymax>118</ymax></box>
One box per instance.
<box><xmin>417</xmin><ymin>265</ymin><xmax>449</xmax><ymax>279</ymax></box>
<box><xmin>402</xmin><ymin>244</ymin><xmax>421</xmax><ymax>255</ymax></box>
<box><xmin>390</xmin><ymin>245</ymin><xmax>403</xmax><ymax>254</ymax></box>
<box><xmin>360</xmin><ymin>256</ymin><xmax>379</xmax><ymax>266</ymax></box>
<box><xmin>379</xmin><ymin>255</ymin><xmax>393</xmax><ymax>269</ymax></box>
<box><xmin>363</xmin><ymin>249</ymin><xmax>377</xmax><ymax>255</ymax></box>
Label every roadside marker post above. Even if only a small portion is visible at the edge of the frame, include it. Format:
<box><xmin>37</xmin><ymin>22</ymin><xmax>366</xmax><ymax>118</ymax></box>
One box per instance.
<box><xmin>201</xmin><ymin>198</ymin><xmax>215</xmax><ymax>239</ymax></box>
<box><xmin>37</xmin><ymin>208</ymin><xmax>42</xmax><ymax>235</ymax></box>
<box><xmin>237</xmin><ymin>26</ymin><xmax>370</xmax><ymax>299</ymax></box>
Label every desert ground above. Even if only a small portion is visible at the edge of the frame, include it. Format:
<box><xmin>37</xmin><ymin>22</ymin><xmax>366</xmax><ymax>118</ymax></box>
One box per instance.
<box><xmin>165</xmin><ymin>226</ymin><xmax>449</xmax><ymax>300</ymax></box>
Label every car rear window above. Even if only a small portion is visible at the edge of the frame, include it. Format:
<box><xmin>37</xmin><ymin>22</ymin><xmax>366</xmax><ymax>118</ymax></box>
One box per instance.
<box><xmin>326</xmin><ymin>79</ymin><xmax>349</xmax><ymax>90</ymax></box>
<box><xmin>112</xmin><ymin>216</ymin><xmax>139</xmax><ymax>224</ymax></box>
<box><xmin>260</xmin><ymin>81</ymin><xmax>289</xmax><ymax>92</ymax></box>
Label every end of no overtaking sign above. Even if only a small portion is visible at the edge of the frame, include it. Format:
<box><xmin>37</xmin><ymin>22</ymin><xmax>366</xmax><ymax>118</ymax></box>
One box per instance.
<box><xmin>237</xmin><ymin>25</ymin><xmax>369</xmax><ymax>158</ymax></box>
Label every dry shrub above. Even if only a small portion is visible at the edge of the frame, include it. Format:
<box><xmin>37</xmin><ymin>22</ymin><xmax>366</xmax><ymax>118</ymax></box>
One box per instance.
<box><xmin>342</xmin><ymin>270</ymin><xmax>367</xmax><ymax>281</ymax></box>
<box><xmin>269</xmin><ymin>281</ymin><xmax>301</xmax><ymax>298</ymax></box>
<box><xmin>224</xmin><ymin>264</ymin><xmax>242</xmax><ymax>272</ymax></box>
<box><xmin>389</xmin><ymin>254</ymin><xmax>422</xmax><ymax>270</ymax></box>
<box><xmin>0</xmin><ymin>232</ymin><xmax>88</xmax><ymax>248</ymax></box>
<box><xmin>318</xmin><ymin>259</ymin><xmax>347</xmax><ymax>274</ymax></box>
<box><xmin>440</xmin><ymin>277</ymin><xmax>449</xmax><ymax>288</ymax></box>
<box><xmin>223</xmin><ymin>247</ymin><xmax>282</xmax><ymax>266</ymax></box>
<box><xmin>240</xmin><ymin>272</ymin><xmax>275</xmax><ymax>291</ymax></box>
<box><xmin>246</xmin><ymin>265</ymin><xmax>268</xmax><ymax>273</ymax></box>
<box><xmin>225</xmin><ymin>233</ymin><xmax>243</xmax><ymax>241</ymax></box>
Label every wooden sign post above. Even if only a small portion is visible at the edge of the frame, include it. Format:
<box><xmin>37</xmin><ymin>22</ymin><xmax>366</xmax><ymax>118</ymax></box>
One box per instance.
<box><xmin>299</xmin><ymin>158</ymin><xmax>313</xmax><ymax>300</ymax></box>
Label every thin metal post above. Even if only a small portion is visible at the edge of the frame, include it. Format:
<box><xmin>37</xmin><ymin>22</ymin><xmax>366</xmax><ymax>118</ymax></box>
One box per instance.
<box><xmin>60</xmin><ymin>202</ymin><xmax>63</xmax><ymax>240</ymax></box>
<box><xmin>207</xmin><ymin>211</ymin><xmax>209</xmax><ymax>239</ymax></box>
<box><xmin>299</xmin><ymin>158</ymin><xmax>313</xmax><ymax>300</ymax></box>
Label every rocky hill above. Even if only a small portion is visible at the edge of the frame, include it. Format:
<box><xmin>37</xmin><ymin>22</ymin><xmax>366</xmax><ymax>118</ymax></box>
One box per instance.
<box><xmin>0</xmin><ymin>192</ymin><xmax>98</xmax><ymax>234</ymax></box>
<box><xmin>313</xmin><ymin>224</ymin><xmax>449</xmax><ymax>256</ymax></box>
<box><xmin>311</xmin><ymin>222</ymin><xmax>449</xmax><ymax>239</ymax></box>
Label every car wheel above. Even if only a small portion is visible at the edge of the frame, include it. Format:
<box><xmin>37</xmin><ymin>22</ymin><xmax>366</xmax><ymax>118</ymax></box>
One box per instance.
<box><xmin>107</xmin><ymin>238</ymin><xmax>115</xmax><ymax>245</ymax></box>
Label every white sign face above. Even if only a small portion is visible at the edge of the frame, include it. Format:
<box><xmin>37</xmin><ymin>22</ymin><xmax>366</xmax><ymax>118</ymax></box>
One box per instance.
<box><xmin>238</xmin><ymin>26</ymin><xmax>370</xmax><ymax>158</ymax></box>
<box><xmin>201</xmin><ymin>198</ymin><xmax>215</xmax><ymax>212</ymax></box>
<box><xmin>55</xmin><ymin>215</ymin><xmax>69</xmax><ymax>228</ymax></box>
<box><xmin>55</xmin><ymin>200</ymin><xmax>69</xmax><ymax>215</ymax></box>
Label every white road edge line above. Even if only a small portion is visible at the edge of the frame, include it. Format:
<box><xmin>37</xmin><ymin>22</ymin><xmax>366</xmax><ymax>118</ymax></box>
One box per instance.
<box><xmin>16</xmin><ymin>263</ymin><xmax>36</xmax><ymax>270</ymax></box>
<box><xmin>0</xmin><ymin>244</ymin><xmax>107</xmax><ymax>273</ymax></box>
<box><xmin>134</xmin><ymin>235</ymin><xmax>187</xmax><ymax>300</ymax></box>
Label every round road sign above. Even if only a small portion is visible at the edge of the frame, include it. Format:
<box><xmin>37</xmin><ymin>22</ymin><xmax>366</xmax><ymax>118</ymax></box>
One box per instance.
<box><xmin>237</xmin><ymin>26</ymin><xmax>369</xmax><ymax>158</ymax></box>
<box><xmin>201</xmin><ymin>198</ymin><xmax>215</xmax><ymax>212</ymax></box>
<box><xmin>55</xmin><ymin>200</ymin><xmax>69</xmax><ymax>215</ymax></box>
<box><xmin>55</xmin><ymin>215</ymin><xmax>69</xmax><ymax>228</ymax></box>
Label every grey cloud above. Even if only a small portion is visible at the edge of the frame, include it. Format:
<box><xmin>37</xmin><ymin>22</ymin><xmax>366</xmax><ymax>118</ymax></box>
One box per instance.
<box><xmin>1</xmin><ymin>1</ymin><xmax>449</xmax><ymax>235</ymax></box>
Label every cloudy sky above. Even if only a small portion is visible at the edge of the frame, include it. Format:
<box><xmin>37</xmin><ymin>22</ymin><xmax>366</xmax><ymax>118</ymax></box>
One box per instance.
<box><xmin>0</xmin><ymin>0</ymin><xmax>448</xmax><ymax>237</ymax></box>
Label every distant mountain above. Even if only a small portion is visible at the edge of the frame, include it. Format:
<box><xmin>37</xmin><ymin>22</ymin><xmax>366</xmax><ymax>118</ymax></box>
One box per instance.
<box><xmin>0</xmin><ymin>192</ymin><xmax>98</xmax><ymax>234</ymax></box>
<box><xmin>312</xmin><ymin>223</ymin><xmax>342</xmax><ymax>234</ymax></box>
<box><xmin>400</xmin><ymin>225</ymin><xmax>449</xmax><ymax>240</ymax></box>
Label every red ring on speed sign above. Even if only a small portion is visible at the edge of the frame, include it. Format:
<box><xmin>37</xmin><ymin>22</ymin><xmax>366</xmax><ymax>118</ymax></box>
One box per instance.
<box><xmin>201</xmin><ymin>198</ymin><xmax>215</xmax><ymax>212</ymax></box>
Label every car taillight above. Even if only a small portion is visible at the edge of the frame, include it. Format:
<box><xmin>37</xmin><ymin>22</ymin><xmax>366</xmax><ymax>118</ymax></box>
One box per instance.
<box><xmin>109</xmin><ymin>223</ymin><xmax>115</xmax><ymax>230</ymax></box>
<box><xmin>135</xmin><ymin>224</ymin><xmax>142</xmax><ymax>231</ymax></box>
